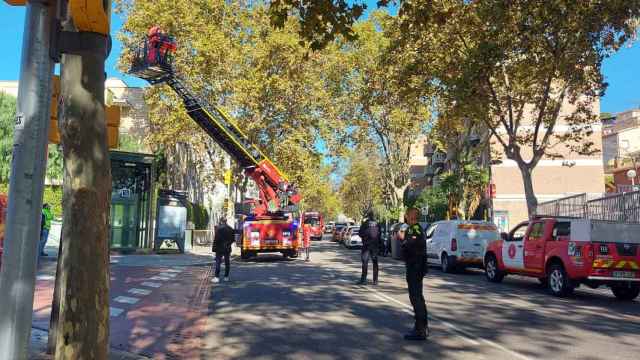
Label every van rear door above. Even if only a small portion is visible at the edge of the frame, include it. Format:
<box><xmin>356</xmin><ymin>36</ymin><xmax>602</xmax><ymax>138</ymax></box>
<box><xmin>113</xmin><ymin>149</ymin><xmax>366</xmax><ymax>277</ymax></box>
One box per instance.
<box><xmin>456</xmin><ymin>223</ymin><xmax>498</xmax><ymax>261</ymax></box>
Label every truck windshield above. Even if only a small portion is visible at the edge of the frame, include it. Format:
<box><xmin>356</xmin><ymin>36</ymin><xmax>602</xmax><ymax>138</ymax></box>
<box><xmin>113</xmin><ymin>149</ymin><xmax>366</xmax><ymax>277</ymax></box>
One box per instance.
<box><xmin>304</xmin><ymin>217</ymin><xmax>321</xmax><ymax>226</ymax></box>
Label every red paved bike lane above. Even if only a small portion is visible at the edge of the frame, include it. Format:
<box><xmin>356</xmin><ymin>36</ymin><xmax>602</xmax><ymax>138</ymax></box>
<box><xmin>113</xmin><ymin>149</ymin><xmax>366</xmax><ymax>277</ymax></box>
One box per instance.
<box><xmin>32</xmin><ymin>262</ymin><xmax>214</xmax><ymax>359</ymax></box>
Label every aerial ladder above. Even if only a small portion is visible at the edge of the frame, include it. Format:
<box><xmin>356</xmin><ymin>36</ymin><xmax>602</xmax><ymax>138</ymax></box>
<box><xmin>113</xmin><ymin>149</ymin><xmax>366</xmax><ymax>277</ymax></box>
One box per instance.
<box><xmin>129</xmin><ymin>28</ymin><xmax>302</xmax><ymax>259</ymax></box>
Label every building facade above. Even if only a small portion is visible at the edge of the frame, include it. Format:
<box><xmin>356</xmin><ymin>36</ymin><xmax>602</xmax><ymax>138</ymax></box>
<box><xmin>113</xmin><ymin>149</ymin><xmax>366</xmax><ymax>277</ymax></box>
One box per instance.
<box><xmin>602</xmin><ymin>108</ymin><xmax>640</xmax><ymax>193</ymax></box>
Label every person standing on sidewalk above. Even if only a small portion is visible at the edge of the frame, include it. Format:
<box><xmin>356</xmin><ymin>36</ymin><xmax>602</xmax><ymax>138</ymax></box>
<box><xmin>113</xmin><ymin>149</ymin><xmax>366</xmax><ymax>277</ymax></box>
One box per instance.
<box><xmin>39</xmin><ymin>203</ymin><xmax>53</xmax><ymax>257</ymax></box>
<box><xmin>212</xmin><ymin>217</ymin><xmax>234</xmax><ymax>283</ymax></box>
<box><xmin>357</xmin><ymin>210</ymin><xmax>381</xmax><ymax>285</ymax></box>
<box><xmin>400</xmin><ymin>207</ymin><xmax>429</xmax><ymax>340</ymax></box>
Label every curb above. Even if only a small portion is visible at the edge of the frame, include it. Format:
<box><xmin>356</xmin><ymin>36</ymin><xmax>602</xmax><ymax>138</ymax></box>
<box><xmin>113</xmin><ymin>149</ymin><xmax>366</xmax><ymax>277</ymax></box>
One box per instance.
<box><xmin>30</xmin><ymin>327</ymin><xmax>151</xmax><ymax>360</ymax></box>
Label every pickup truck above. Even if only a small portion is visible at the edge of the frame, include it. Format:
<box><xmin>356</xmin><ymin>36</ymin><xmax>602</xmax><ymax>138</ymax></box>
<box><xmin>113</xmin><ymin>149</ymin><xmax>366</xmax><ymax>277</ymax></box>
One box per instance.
<box><xmin>484</xmin><ymin>217</ymin><xmax>640</xmax><ymax>300</ymax></box>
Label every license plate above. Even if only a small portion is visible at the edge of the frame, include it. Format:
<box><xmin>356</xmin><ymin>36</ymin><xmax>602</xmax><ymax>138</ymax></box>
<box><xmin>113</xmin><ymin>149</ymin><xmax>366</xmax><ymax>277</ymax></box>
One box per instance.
<box><xmin>612</xmin><ymin>271</ymin><xmax>636</xmax><ymax>279</ymax></box>
<box><xmin>265</xmin><ymin>239</ymin><xmax>277</xmax><ymax>245</ymax></box>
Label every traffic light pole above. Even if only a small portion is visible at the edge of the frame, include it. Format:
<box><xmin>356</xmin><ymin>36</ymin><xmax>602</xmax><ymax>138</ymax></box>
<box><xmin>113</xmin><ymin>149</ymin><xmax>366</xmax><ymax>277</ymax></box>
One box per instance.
<box><xmin>0</xmin><ymin>0</ymin><xmax>55</xmax><ymax>358</ymax></box>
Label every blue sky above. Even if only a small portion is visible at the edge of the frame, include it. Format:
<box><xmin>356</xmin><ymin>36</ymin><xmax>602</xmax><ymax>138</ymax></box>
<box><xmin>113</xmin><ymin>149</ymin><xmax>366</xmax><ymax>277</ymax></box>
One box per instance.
<box><xmin>1</xmin><ymin>3</ymin><xmax>638</xmax><ymax>114</ymax></box>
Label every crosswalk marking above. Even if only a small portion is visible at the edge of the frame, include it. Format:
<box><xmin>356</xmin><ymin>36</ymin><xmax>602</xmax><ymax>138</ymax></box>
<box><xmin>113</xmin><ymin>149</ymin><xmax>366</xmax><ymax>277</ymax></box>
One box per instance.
<box><xmin>109</xmin><ymin>307</ymin><xmax>125</xmax><ymax>317</ymax></box>
<box><xmin>141</xmin><ymin>281</ymin><xmax>162</xmax><ymax>288</ymax></box>
<box><xmin>113</xmin><ymin>296</ymin><xmax>140</xmax><ymax>304</ymax></box>
<box><xmin>128</xmin><ymin>288</ymin><xmax>152</xmax><ymax>296</ymax></box>
<box><xmin>150</xmin><ymin>276</ymin><xmax>171</xmax><ymax>281</ymax></box>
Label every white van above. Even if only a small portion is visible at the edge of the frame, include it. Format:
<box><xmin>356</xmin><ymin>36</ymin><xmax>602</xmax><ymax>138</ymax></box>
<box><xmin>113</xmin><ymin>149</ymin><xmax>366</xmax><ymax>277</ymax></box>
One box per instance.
<box><xmin>425</xmin><ymin>220</ymin><xmax>500</xmax><ymax>273</ymax></box>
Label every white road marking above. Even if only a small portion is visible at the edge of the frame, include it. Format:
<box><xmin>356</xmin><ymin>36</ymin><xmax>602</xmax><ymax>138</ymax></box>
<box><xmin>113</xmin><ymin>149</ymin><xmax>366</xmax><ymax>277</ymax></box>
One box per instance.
<box><xmin>141</xmin><ymin>281</ymin><xmax>162</xmax><ymax>288</ymax></box>
<box><xmin>158</xmin><ymin>272</ymin><xmax>178</xmax><ymax>278</ymax></box>
<box><xmin>165</xmin><ymin>268</ymin><xmax>183</xmax><ymax>273</ymax></box>
<box><xmin>366</xmin><ymin>287</ymin><xmax>532</xmax><ymax>360</ymax></box>
<box><xmin>113</xmin><ymin>296</ymin><xmax>140</xmax><ymax>305</ymax></box>
<box><xmin>109</xmin><ymin>307</ymin><xmax>125</xmax><ymax>317</ymax></box>
<box><xmin>128</xmin><ymin>288</ymin><xmax>152</xmax><ymax>296</ymax></box>
<box><xmin>150</xmin><ymin>276</ymin><xmax>171</xmax><ymax>281</ymax></box>
<box><xmin>36</xmin><ymin>275</ymin><xmax>55</xmax><ymax>281</ymax></box>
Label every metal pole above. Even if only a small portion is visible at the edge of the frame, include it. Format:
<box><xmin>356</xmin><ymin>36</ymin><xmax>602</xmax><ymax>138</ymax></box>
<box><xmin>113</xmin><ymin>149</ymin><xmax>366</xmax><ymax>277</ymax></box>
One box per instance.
<box><xmin>0</xmin><ymin>0</ymin><xmax>55</xmax><ymax>358</ymax></box>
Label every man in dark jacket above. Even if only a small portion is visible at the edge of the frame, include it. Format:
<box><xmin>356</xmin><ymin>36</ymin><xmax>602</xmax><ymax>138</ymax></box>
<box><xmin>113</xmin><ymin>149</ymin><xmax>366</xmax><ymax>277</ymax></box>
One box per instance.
<box><xmin>357</xmin><ymin>210</ymin><xmax>381</xmax><ymax>285</ymax></box>
<box><xmin>400</xmin><ymin>207</ymin><xmax>428</xmax><ymax>340</ymax></box>
<box><xmin>212</xmin><ymin>217</ymin><xmax>234</xmax><ymax>283</ymax></box>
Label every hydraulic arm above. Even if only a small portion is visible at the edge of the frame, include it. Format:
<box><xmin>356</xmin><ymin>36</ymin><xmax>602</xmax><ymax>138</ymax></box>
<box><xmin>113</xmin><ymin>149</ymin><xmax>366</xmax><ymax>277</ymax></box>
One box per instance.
<box><xmin>129</xmin><ymin>32</ymin><xmax>300</xmax><ymax>216</ymax></box>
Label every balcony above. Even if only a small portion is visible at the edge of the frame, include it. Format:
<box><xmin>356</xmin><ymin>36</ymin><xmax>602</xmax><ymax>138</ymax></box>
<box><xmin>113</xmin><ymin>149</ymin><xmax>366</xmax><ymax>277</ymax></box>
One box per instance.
<box><xmin>423</xmin><ymin>143</ymin><xmax>435</xmax><ymax>157</ymax></box>
<box><xmin>431</xmin><ymin>151</ymin><xmax>446</xmax><ymax>166</ymax></box>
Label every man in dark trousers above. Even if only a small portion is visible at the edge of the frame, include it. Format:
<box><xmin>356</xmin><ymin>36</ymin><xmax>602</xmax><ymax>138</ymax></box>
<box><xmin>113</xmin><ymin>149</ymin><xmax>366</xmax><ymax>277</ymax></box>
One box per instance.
<box><xmin>357</xmin><ymin>210</ymin><xmax>381</xmax><ymax>285</ymax></box>
<box><xmin>400</xmin><ymin>207</ymin><xmax>428</xmax><ymax>340</ymax></box>
<box><xmin>212</xmin><ymin>217</ymin><xmax>234</xmax><ymax>283</ymax></box>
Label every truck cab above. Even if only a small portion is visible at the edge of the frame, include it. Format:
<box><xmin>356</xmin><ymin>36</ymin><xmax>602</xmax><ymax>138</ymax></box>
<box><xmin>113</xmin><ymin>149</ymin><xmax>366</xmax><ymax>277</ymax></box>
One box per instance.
<box><xmin>484</xmin><ymin>217</ymin><xmax>640</xmax><ymax>300</ymax></box>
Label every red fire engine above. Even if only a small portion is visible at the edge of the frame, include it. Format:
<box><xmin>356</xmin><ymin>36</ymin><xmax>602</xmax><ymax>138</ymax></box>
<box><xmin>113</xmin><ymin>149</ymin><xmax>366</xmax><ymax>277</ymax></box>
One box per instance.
<box><xmin>484</xmin><ymin>192</ymin><xmax>640</xmax><ymax>300</ymax></box>
<box><xmin>130</xmin><ymin>27</ymin><xmax>302</xmax><ymax>260</ymax></box>
<box><xmin>303</xmin><ymin>212</ymin><xmax>324</xmax><ymax>241</ymax></box>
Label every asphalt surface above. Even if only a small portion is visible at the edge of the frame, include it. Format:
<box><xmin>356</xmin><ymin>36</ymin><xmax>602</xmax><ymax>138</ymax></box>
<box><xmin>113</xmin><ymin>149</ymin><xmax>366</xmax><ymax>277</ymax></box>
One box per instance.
<box><xmin>203</xmin><ymin>236</ymin><xmax>640</xmax><ymax>360</ymax></box>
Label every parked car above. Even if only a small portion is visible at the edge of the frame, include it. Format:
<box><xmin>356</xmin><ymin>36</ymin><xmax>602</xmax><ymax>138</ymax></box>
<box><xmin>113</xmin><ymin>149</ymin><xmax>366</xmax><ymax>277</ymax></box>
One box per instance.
<box><xmin>333</xmin><ymin>223</ymin><xmax>347</xmax><ymax>242</ymax></box>
<box><xmin>338</xmin><ymin>226</ymin><xmax>351</xmax><ymax>244</ymax></box>
<box><xmin>343</xmin><ymin>226</ymin><xmax>362</xmax><ymax>249</ymax></box>
<box><xmin>426</xmin><ymin>220</ymin><xmax>500</xmax><ymax>273</ymax></box>
<box><xmin>325</xmin><ymin>222</ymin><xmax>335</xmax><ymax>234</ymax></box>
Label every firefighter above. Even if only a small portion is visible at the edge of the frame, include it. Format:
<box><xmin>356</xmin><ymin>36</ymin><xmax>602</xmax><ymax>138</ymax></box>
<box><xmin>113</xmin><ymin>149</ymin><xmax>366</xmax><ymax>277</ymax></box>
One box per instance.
<box><xmin>400</xmin><ymin>207</ymin><xmax>429</xmax><ymax>340</ymax></box>
<box><xmin>302</xmin><ymin>222</ymin><xmax>311</xmax><ymax>261</ymax></box>
<box><xmin>358</xmin><ymin>210</ymin><xmax>381</xmax><ymax>285</ymax></box>
<box><xmin>146</xmin><ymin>26</ymin><xmax>176</xmax><ymax>66</ymax></box>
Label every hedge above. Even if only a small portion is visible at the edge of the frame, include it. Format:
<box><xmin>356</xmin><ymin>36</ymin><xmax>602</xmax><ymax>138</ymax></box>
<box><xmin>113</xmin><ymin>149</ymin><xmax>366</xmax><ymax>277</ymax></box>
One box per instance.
<box><xmin>0</xmin><ymin>183</ymin><xmax>63</xmax><ymax>219</ymax></box>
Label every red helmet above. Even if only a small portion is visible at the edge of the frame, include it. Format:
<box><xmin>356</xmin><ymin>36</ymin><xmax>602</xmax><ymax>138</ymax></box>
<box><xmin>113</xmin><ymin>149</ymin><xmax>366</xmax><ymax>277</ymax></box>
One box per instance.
<box><xmin>148</xmin><ymin>25</ymin><xmax>162</xmax><ymax>37</ymax></box>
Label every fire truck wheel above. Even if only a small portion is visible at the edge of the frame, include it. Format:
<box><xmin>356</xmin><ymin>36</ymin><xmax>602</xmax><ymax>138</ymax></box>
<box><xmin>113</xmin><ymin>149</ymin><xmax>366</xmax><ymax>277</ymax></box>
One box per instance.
<box><xmin>547</xmin><ymin>263</ymin><xmax>573</xmax><ymax>297</ymax></box>
<box><xmin>484</xmin><ymin>255</ymin><xmax>504</xmax><ymax>283</ymax></box>
<box><xmin>611</xmin><ymin>284</ymin><xmax>640</xmax><ymax>301</ymax></box>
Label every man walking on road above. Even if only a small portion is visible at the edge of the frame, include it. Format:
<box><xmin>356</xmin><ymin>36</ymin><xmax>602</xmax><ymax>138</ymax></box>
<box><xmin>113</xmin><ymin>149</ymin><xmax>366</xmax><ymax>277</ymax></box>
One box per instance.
<box><xmin>212</xmin><ymin>217</ymin><xmax>234</xmax><ymax>283</ymax></box>
<box><xmin>400</xmin><ymin>207</ymin><xmax>428</xmax><ymax>340</ymax></box>
<box><xmin>358</xmin><ymin>210</ymin><xmax>381</xmax><ymax>285</ymax></box>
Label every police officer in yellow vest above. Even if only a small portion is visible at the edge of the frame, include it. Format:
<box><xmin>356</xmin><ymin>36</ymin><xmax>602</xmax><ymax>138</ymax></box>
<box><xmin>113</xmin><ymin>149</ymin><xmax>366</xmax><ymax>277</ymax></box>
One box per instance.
<box><xmin>399</xmin><ymin>207</ymin><xmax>428</xmax><ymax>340</ymax></box>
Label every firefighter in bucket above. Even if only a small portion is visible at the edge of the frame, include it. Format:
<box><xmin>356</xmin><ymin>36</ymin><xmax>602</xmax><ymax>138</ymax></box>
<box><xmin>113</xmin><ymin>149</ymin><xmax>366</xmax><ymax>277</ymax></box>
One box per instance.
<box><xmin>140</xmin><ymin>26</ymin><xmax>177</xmax><ymax>68</ymax></box>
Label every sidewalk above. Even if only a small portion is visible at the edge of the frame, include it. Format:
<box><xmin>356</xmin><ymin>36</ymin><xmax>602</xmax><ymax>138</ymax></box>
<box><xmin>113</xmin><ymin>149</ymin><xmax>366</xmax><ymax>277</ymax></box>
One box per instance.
<box><xmin>32</xmin><ymin>243</ymin><xmax>218</xmax><ymax>359</ymax></box>
<box><xmin>29</xmin><ymin>327</ymin><xmax>148</xmax><ymax>360</ymax></box>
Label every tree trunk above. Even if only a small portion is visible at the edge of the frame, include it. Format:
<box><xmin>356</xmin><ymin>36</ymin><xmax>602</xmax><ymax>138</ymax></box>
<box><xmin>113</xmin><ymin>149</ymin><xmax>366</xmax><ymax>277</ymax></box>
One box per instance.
<box><xmin>392</xmin><ymin>183</ymin><xmax>408</xmax><ymax>222</ymax></box>
<box><xmin>54</xmin><ymin>22</ymin><xmax>111</xmax><ymax>360</ymax></box>
<box><xmin>518</xmin><ymin>164</ymin><xmax>538</xmax><ymax>219</ymax></box>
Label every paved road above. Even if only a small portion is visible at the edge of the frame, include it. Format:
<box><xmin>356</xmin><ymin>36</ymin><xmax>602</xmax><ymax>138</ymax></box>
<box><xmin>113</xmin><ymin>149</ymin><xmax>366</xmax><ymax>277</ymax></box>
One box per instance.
<box><xmin>203</xmin><ymin>236</ymin><xmax>640</xmax><ymax>360</ymax></box>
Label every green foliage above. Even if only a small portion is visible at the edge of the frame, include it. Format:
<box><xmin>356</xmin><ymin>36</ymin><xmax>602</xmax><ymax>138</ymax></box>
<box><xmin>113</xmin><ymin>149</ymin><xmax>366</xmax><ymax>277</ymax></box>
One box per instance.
<box><xmin>117</xmin><ymin>133</ymin><xmax>145</xmax><ymax>153</ymax></box>
<box><xmin>0</xmin><ymin>183</ymin><xmax>63</xmax><ymax>219</ymax></box>
<box><xmin>339</xmin><ymin>150</ymin><xmax>384</xmax><ymax>220</ymax></box>
<box><xmin>187</xmin><ymin>201</ymin><xmax>209</xmax><ymax>230</ymax></box>
<box><xmin>0</xmin><ymin>92</ymin><xmax>64</xmax><ymax>185</ymax></box>
<box><xmin>411</xmin><ymin>186</ymin><xmax>448</xmax><ymax>223</ymax></box>
<box><xmin>0</xmin><ymin>93</ymin><xmax>16</xmax><ymax>184</ymax></box>
<box><xmin>46</xmin><ymin>145</ymin><xmax>64</xmax><ymax>184</ymax></box>
<box><xmin>394</xmin><ymin>1</ymin><xmax>640</xmax><ymax>216</ymax></box>
<box><xmin>116</xmin><ymin>0</ymin><xmax>347</xmax><ymax>211</ymax></box>
<box><xmin>438</xmin><ymin>164</ymin><xmax>490</xmax><ymax>220</ymax></box>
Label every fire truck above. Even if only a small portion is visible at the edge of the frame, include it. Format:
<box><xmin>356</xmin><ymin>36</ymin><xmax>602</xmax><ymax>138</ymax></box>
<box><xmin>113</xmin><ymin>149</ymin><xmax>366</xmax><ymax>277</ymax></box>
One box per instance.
<box><xmin>484</xmin><ymin>192</ymin><xmax>640</xmax><ymax>300</ymax></box>
<box><xmin>303</xmin><ymin>212</ymin><xmax>324</xmax><ymax>241</ymax></box>
<box><xmin>129</xmin><ymin>29</ymin><xmax>302</xmax><ymax>260</ymax></box>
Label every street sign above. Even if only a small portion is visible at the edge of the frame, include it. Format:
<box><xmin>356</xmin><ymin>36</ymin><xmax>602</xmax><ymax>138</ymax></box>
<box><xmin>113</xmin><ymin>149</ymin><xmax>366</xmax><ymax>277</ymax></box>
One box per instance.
<box><xmin>627</xmin><ymin>169</ymin><xmax>637</xmax><ymax>179</ymax></box>
<box><xmin>421</xmin><ymin>206</ymin><xmax>429</xmax><ymax>215</ymax></box>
